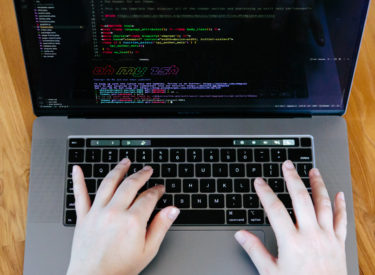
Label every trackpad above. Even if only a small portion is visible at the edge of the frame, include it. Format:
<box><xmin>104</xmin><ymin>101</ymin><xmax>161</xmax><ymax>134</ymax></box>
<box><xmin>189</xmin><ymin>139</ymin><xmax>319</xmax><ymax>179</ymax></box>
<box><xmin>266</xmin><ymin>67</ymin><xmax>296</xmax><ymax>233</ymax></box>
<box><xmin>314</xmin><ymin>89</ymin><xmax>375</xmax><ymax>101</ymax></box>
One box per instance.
<box><xmin>142</xmin><ymin>230</ymin><xmax>264</xmax><ymax>275</ymax></box>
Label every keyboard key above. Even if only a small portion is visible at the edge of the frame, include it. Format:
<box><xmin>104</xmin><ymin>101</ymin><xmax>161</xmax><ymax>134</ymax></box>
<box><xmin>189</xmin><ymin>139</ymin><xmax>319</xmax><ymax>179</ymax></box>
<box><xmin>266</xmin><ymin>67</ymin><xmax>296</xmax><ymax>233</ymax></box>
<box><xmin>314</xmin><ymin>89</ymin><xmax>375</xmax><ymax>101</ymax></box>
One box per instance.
<box><xmin>89</xmin><ymin>194</ymin><xmax>96</xmax><ymax>204</ymax></box>
<box><xmin>187</xmin><ymin>149</ymin><xmax>202</xmax><ymax>162</ymax></box>
<box><xmin>192</xmin><ymin>195</ymin><xmax>207</xmax><ymax>208</ymax></box>
<box><xmin>148</xmin><ymin>179</ymin><xmax>164</xmax><ymax>188</ymax></box>
<box><xmin>268</xmin><ymin>178</ymin><xmax>284</xmax><ymax>192</ymax></box>
<box><xmin>297</xmin><ymin>163</ymin><xmax>313</xmax><ymax>177</ymax></box>
<box><xmin>149</xmin><ymin>164</ymin><xmax>160</xmax><ymax>177</ymax></box>
<box><xmin>278</xmin><ymin>194</ymin><xmax>292</xmax><ymax>208</ymax></box>
<box><xmin>254</xmin><ymin>149</ymin><xmax>270</xmax><ymax>162</ymax></box>
<box><xmin>174</xmin><ymin>210</ymin><xmax>225</xmax><ymax>224</ymax></box>
<box><xmin>162</xmin><ymin>164</ymin><xmax>177</xmax><ymax>177</ymax></box>
<box><xmin>86</xmin><ymin>149</ymin><xmax>101</xmax><ymax>162</ymax></box>
<box><xmin>69</xmin><ymin>149</ymin><xmax>84</xmax><ymax>162</ymax></box>
<box><xmin>65</xmin><ymin>210</ymin><xmax>77</xmax><ymax>224</ymax></box>
<box><xmin>243</xmin><ymin>194</ymin><xmax>259</xmax><ymax>208</ymax></box>
<box><xmin>68</xmin><ymin>164</ymin><xmax>92</xmax><ymax>177</ymax></box>
<box><xmin>157</xmin><ymin>194</ymin><xmax>173</xmax><ymax>208</ymax></box>
<box><xmin>248</xmin><ymin>210</ymin><xmax>264</xmax><ymax>224</ymax></box>
<box><xmin>170</xmin><ymin>149</ymin><xmax>185</xmax><ymax>162</ymax></box>
<box><xmin>217</xmin><ymin>179</ymin><xmax>233</xmax><ymax>192</ymax></box>
<box><xmin>234</xmin><ymin>179</ymin><xmax>250</xmax><ymax>192</ymax></box>
<box><xmin>179</xmin><ymin>164</ymin><xmax>194</xmax><ymax>177</ymax></box>
<box><xmin>69</xmin><ymin>138</ymin><xmax>84</xmax><ymax>147</ymax></box>
<box><xmin>153</xmin><ymin>149</ymin><xmax>168</xmax><ymax>162</ymax></box>
<box><xmin>301</xmin><ymin>138</ymin><xmax>312</xmax><ymax>147</ymax></box>
<box><xmin>86</xmin><ymin>179</ymin><xmax>96</xmax><ymax>193</ymax></box>
<box><xmin>97</xmin><ymin>178</ymin><xmax>104</xmax><ymax>188</ymax></box>
<box><xmin>288</xmin><ymin>149</ymin><xmax>312</xmax><ymax>162</ymax></box>
<box><xmin>67</xmin><ymin>179</ymin><xmax>73</xmax><ymax>193</ymax></box>
<box><xmin>302</xmin><ymin>178</ymin><xmax>311</xmax><ymax>191</ymax></box>
<box><xmin>227</xmin><ymin>210</ymin><xmax>246</xmax><ymax>224</ymax></box>
<box><xmin>287</xmin><ymin>209</ymin><xmax>296</xmax><ymax>223</ymax></box>
<box><xmin>230</xmin><ymin>164</ymin><xmax>245</xmax><ymax>177</ymax></box>
<box><xmin>226</xmin><ymin>194</ymin><xmax>242</xmax><ymax>208</ymax></box>
<box><xmin>183</xmin><ymin>179</ymin><xmax>199</xmax><ymax>193</ymax></box>
<box><xmin>175</xmin><ymin>195</ymin><xmax>190</xmax><ymax>208</ymax></box>
<box><xmin>196</xmin><ymin>164</ymin><xmax>211</xmax><ymax>177</ymax></box>
<box><xmin>247</xmin><ymin>164</ymin><xmax>262</xmax><ymax>177</ymax></box>
<box><xmin>102</xmin><ymin>149</ymin><xmax>118</xmax><ymax>162</ymax></box>
<box><xmin>166</xmin><ymin>179</ymin><xmax>181</xmax><ymax>192</ymax></box>
<box><xmin>94</xmin><ymin>164</ymin><xmax>109</xmax><ymax>178</ymax></box>
<box><xmin>221</xmin><ymin>149</ymin><xmax>236</xmax><ymax>162</ymax></box>
<box><xmin>200</xmin><ymin>179</ymin><xmax>215</xmax><ymax>193</ymax></box>
<box><xmin>66</xmin><ymin>195</ymin><xmax>75</xmax><ymax>208</ymax></box>
<box><xmin>263</xmin><ymin>164</ymin><xmax>279</xmax><ymax>177</ymax></box>
<box><xmin>271</xmin><ymin>149</ymin><xmax>286</xmax><ymax>162</ymax></box>
<box><xmin>128</xmin><ymin>164</ymin><xmax>143</xmax><ymax>175</ymax></box>
<box><xmin>204</xmin><ymin>149</ymin><xmax>219</xmax><ymax>162</ymax></box>
<box><xmin>213</xmin><ymin>164</ymin><xmax>228</xmax><ymax>177</ymax></box>
<box><xmin>237</xmin><ymin>149</ymin><xmax>252</xmax><ymax>162</ymax></box>
<box><xmin>119</xmin><ymin>149</ymin><xmax>135</xmax><ymax>162</ymax></box>
<box><xmin>136</xmin><ymin>149</ymin><xmax>152</xmax><ymax>162</ymax></box>
<box><xmin>209</xmin><ymin>194</ymin><xmax>224</xmax><ymax>208</ymax></box>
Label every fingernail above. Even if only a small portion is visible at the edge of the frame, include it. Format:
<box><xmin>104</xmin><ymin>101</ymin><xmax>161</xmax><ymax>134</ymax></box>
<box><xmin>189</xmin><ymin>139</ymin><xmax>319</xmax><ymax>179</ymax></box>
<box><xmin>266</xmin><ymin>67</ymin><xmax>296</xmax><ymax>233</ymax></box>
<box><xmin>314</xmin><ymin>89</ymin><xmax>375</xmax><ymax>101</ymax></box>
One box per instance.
<box><xmin>311</xmin><ymin>168</ymin><xmax>320</xmax><ymax>176</ymax></box>
<box><xmin>120</xmin><ymin>158</ymin><xmax>129</xmax><ymax>164</ymax></box>
<box><xmin>254</xmin><ymin>178</ymin><xmax>264</xmax><ymax>185</ymax></box>
<box><xmin>167</xmin><ymin>207</ymin><xmax>180</xmax><ymax>220</ymax></box>
<box><xmin>284</xmin><ymin>160</ymin><xmax>294</xmax><ymax>169</ymax></box>
<box><xmin>339</xmin><ymin>192</ymin><xmax>345</xmax><ymax>201</ymax></box>
<box><xmin>143</xmin><ymin>165</ymin><xmax>152</xmax><ymax>171</ymax></box>
<box><xmin>72</xmin><ymin>165</ymin><xmax>78</xmax><ymax>175</ymax></box>
<box><xmin>234</xmin><ymin>231</ymin><xmax>246</xmax><ymax>245</ymax></box>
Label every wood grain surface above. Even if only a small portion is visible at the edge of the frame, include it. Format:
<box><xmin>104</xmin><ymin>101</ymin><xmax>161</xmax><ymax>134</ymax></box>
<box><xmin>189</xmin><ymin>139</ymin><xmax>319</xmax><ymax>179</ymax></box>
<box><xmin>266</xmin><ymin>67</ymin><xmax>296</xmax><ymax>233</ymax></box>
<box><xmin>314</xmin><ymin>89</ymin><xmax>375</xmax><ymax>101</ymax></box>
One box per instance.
<box><xmin>0</xmin><ymin>0</ymin><xmax>374</xmax><ymax>274</ymax></box>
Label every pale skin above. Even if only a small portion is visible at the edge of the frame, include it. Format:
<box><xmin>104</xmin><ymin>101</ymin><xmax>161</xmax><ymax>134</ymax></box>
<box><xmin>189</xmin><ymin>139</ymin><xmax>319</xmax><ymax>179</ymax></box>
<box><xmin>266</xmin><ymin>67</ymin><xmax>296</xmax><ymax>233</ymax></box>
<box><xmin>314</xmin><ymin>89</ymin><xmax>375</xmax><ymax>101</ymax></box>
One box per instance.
<box><xmin>67</xmin><ymin>159</ymin><xmax>347</xmax><ymax>275</ymax></box>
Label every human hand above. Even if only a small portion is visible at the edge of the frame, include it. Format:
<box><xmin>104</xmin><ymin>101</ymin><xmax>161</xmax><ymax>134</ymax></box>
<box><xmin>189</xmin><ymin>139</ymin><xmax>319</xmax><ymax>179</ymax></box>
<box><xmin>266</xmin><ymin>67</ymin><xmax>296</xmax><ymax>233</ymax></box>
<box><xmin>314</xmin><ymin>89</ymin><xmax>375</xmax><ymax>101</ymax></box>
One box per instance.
<box><xmin>67</xmin><ymin>159</ymin><xmax>180</xmax><ymax>275</ymax></box>
<box><xmin>235</xmin><ymin>160</ymin><xmax>347</xmax><ymax>275</ymax></box>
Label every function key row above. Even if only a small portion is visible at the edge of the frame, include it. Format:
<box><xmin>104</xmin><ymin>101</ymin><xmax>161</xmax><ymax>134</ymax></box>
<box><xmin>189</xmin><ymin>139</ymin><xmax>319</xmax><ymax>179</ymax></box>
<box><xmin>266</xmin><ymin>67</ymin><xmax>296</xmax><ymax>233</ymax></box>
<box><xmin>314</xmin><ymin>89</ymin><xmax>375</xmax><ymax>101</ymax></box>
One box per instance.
<box><xmin>69</xmin><ymin>138</ymin><xmax>312</xmax><ymax>148</ymax></box>
<box><xmin>69</xmin><ymin>148</ymin><xmax>312</xmax><ymax>163</ymax></box>
<box><xmin>67</xmin><ymin>163</ymin><xmax>313</xmax><ymax>178</ymax></box>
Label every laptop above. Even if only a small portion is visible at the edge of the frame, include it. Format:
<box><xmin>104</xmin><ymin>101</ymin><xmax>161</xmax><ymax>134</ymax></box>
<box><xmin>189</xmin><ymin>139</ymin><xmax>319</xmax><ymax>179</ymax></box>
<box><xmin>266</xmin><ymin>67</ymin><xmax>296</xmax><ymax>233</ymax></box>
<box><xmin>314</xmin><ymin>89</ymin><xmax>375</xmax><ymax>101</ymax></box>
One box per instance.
<box><xmin>14</xmin><ymin>0</ymin><xmax>369</xmax><ymax>274</ymax></box>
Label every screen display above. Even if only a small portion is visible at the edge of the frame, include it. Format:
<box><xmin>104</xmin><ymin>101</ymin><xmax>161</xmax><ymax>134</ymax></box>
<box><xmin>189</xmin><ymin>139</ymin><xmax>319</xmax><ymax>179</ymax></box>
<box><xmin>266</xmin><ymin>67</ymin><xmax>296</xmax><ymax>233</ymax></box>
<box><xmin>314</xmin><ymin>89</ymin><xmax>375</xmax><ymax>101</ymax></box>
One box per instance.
<box><xmin>14</xmin><ymin>0</ymin><xmax>369</xmax><ymax>116</ymax></box>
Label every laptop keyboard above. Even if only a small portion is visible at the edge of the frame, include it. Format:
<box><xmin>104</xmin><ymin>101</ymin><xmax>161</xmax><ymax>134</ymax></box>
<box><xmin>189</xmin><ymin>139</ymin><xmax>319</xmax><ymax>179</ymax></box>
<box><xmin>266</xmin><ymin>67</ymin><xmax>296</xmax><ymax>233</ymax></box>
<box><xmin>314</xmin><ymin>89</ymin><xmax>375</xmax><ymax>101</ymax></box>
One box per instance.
<box><xmin>64</xmin><ymin>137</ymin><xmax>314</xmax><ymax>226</ymax></box>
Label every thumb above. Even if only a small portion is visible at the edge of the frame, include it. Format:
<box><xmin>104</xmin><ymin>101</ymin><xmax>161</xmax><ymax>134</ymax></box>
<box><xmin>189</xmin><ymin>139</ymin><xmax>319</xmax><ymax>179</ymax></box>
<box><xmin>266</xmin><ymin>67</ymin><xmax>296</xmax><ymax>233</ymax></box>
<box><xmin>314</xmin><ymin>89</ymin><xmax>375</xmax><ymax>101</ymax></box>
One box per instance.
<box><xmin>145</xmin><ymin>206</ymin><xmax>180</xmax><ymax>257</ymax></box>
<box><xmin>234</xmin><ymin>230</ymin><xmax>276</xmax><ymax>274</ymax></box>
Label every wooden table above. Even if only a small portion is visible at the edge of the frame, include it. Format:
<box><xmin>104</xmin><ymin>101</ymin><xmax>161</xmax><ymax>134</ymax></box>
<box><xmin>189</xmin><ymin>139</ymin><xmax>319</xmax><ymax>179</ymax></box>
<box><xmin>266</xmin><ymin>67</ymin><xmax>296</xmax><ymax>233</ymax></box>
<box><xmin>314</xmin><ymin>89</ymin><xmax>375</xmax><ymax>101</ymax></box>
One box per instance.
<box><xmin>0</xmin><ymin>1</ymin><xmax>374</xmax><ymax>274</ymax></box>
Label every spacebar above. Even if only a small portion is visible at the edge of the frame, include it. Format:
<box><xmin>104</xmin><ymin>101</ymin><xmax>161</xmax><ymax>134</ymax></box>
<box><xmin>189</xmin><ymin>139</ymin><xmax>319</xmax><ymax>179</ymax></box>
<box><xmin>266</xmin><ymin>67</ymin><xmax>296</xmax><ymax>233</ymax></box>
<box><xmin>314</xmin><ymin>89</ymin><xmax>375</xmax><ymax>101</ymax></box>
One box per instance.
<box><xmin>174</xmin><ymin>210</ymin><xmax>225</xmax><ymax>225</ymax></box>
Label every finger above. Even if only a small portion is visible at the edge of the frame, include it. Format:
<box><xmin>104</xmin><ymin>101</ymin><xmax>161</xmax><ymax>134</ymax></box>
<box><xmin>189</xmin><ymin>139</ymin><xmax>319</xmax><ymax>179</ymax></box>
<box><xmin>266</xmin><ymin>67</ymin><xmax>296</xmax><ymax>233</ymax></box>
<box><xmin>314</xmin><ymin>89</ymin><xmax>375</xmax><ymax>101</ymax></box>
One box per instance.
<box><xmin>309</xmin><ymin>168</ymin><xmax>333</xmax><ymax>231</ymax></box>
<box><xmin>72</xmin><ymin>165</ymin><xmax>91</xmax><ymax>223</ymax></box>
<box><xmin>145</xmin><ymin>206</ymin><xmax>180</xmax><ymax>257</ymax></box>
<box><xmin>129</xmin><ymin>185</ymin><xmax>165</xmax><ymax>223</ymax></box>
<box><xmin>94</xmin><ymin>158</ymin><xmax>130</xmax><ymax>207</ymax></box>
<box><xmin>254</xmin><ymin>178</ymin><xmax>296</xmax><ymax>240</ymax></box>
<box><xmin>283</xmin><ymin>160</ymin><xmax>318</xmax><ymax>229</ymax></box>
<box><xmin>110</xmin><ymin>165</ymin><xmax>153</xmax><ymax>209</ymax></box>
<box><xmin>333</xmin><ymin>192</ymin><xmax>347</xmax><ymax>243</ymax></box>
<box><xmin>234</xmin><ymin>230</ymin><xmax>277</xmax><ymax>274</ymax></box>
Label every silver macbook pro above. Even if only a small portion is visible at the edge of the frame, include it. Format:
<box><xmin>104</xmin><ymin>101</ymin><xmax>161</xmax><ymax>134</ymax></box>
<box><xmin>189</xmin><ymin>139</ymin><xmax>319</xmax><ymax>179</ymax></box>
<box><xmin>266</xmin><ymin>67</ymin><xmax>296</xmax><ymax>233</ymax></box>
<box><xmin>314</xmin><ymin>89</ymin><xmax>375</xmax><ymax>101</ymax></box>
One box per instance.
<box><xmin>13</xmin><ymin>0</ymin><xmax>370</xmax><ymax>274</ymax></box>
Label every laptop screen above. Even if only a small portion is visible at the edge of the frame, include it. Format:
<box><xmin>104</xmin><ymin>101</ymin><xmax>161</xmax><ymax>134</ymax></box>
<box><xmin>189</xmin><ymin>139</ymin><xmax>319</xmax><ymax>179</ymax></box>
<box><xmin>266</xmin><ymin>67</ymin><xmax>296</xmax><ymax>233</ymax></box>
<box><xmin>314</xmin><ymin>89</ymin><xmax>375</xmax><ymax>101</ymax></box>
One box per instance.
<box><xmin>14</xmin><ymin>0</ymin><xmax>369</xmax><ymax>116</ymax></box>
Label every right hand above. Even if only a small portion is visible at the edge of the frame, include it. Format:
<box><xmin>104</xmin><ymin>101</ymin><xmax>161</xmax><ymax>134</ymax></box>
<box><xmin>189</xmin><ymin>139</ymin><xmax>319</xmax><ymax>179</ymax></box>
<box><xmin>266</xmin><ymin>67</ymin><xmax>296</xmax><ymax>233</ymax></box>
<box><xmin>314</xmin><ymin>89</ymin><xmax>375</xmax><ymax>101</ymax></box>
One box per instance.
<box><xmin>235</xmin><ymin>160</ymin><xmax>347</xmax><ymax>275</ymax></box>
